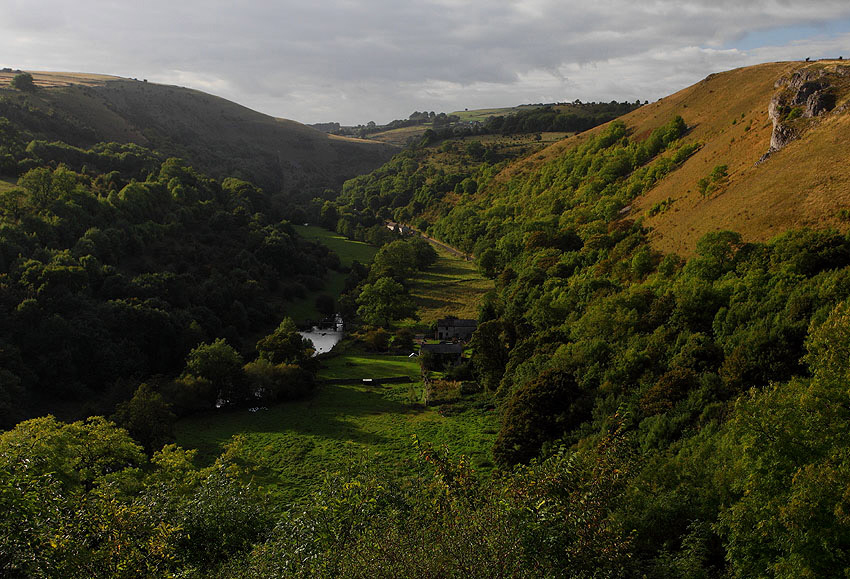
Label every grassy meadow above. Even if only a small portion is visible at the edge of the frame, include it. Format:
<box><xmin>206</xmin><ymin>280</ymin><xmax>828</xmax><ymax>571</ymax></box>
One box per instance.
<box><xmin>287</xmin><ymin>224</ymin><xmax>492</xmax><ymax>327</ymax></box>
<box><xmin>407</xmin><ymin>244</ymin><xmax>493</xmax><ymax>327</ymax></box>
<box><xmin>450</xmin><ymin>104</ymin><xmax>540</xmax><ymax>122</ymax></box>
<box><xmin>174</xmin><ymin>342</ymin><xmax>497</xmax><ymax>503</ymax></box>
<box><xmin>367</xmin><ymin>125</ymin><xmax>431</xmax><ymax>146</ymax></box>
<box><xmin>295</xmin><ymin>224</ymin><xmax>378</xmax><ymax>267</ymax></box>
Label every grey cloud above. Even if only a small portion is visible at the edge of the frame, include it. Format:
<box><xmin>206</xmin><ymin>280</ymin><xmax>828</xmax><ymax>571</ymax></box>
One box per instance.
<box><xmin>0</xmin><ymin>1</ymin><xmax>848</xmax><ymax>123</ymax></box>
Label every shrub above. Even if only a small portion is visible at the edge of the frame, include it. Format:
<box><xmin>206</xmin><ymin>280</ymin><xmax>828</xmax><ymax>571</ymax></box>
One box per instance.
<box><xmin>244</xmin><ymin>359</ymin><xmax>314</xmax><ymax>404</ymax></box>
<box><xmin>10</xmin><ymin>72</ymin><xmax>34</xmax><ymax>91</ymax></box>
<box><xmin>393</xmin><ymin>327</ymin><xmax>415</xmax><ymax>351</ymax></box>
<box><xmin>363</xmin><ymin>327</ymin><xmax>390</xmax><ymax>352</ymax></box>
<box><xmin>494</xmin><ymin>369</ymin><xmax>592</xmax><ymax>466</ymax></box>
<box><xmin>184</xmin><ymin>338</ymin><xmax>248</xmax><ymax>405</ymax></box>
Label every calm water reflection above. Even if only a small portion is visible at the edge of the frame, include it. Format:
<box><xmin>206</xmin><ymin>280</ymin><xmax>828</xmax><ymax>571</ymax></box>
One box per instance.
<box><xmin>300</xmin><ymin>327</ymin><xmax>343</xmax><ymax>355</ymax></box>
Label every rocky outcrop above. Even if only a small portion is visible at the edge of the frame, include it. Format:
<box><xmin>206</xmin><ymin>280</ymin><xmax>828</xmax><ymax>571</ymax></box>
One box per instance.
<box><xmin>758</xmin><ymin>65</ymin><xmax>847</xmax><ymax>164</ymax></box>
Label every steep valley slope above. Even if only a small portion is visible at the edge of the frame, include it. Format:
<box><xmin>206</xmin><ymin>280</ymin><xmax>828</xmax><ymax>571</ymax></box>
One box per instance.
<box><xmin>493</xmin><ymin>60</ymin><xmax>850</xmax><ymax>255</ymax></box>
<box><xmin>0</xmin><ymin>70</ymin><xmax>396</xmax><ymax>198</ymax></box>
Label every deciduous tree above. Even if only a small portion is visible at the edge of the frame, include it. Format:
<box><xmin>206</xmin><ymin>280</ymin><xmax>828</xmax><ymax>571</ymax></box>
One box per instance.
<box><xmin>356</xmin><ymin>276</ymin><xmax>417</xmax><ymax>327</ymax></box>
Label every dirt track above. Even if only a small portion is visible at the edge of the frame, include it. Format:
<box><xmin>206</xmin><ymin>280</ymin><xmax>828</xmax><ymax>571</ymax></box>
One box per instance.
<box><xmin>397</xmin><ymin>223</ymin><xmax>472</xmax><ymax>261</ymax></box>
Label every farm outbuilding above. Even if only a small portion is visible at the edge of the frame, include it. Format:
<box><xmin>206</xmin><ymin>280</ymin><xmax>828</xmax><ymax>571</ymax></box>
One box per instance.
<box><xmin>435</xmin><ymin>319</ymin><xmax>477</xmax><ymax>341</ymax></box>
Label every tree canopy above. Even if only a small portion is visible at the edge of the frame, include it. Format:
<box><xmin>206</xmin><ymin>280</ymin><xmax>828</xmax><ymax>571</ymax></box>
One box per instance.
<box><xmin>10</xmin><ymin>72</ymin><xmax>34</xmax><ymax>91</ymax></box>
<box><xmin>356</xmin><ymin>276</ymin><xmax>417</xmax><ymax>327</ymax></box>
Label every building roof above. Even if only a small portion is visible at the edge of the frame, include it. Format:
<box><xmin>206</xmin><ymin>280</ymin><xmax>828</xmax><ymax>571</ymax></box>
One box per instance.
<box><xmin>421</xmin><ymin>343</ymin><xmax>463</xmax><ymax>355</ymax></box>
<box><xmin>436</xmin><ymin>319</ymin><xmax>477</xmax><ymax>327</ymax></box>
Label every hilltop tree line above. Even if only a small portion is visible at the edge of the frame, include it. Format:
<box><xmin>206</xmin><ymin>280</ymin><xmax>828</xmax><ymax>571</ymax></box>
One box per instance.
<box><xmin>487</xmin><ymin>101</ymin><xmax>643</xmax><ymax>135</ymax></box>
<box><xmin>313</xmin><ymin>101</ymin><xmax>641</xmax><ymax>143</ymax></box>
<box><xmin>330</xmin><ymin>111</ymin><xmax>465</xmax><ymax>139</ymax></box>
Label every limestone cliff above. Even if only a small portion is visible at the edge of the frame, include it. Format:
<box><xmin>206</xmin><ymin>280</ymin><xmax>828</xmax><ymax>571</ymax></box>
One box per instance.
<box><xmin>760</xmin><ymin>63</ymin><xmax>850</xmax><ymax>162</ymax></box>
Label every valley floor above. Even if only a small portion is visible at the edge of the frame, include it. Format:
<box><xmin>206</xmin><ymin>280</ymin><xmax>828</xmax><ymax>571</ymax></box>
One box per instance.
<box><xmin>174</xmin><ymin>341</ymin><xmax>497</xmax><ymax>502</ymax></box>
<box><xmin>175</xmin><ymin>229</ymin><xmax>496</xmax><ymax>502</ymax></box>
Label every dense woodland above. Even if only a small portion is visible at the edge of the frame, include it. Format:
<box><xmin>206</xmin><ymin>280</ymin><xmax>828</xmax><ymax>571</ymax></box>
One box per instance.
<box><xmin>0</xmin><ymin>118</ymin><xmax>334</xmax><ymax>426</ymax></box>
<box><xmin>4</xmin><ymin>96</ymin><xmax>850</xmax><ymax>577</ymax></box>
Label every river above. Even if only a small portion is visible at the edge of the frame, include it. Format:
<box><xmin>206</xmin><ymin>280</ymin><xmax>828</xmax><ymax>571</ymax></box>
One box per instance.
<box><xmin>300</xmin><ymin>315</ymin><xmax>344</xmax><ymax>355</ymax></box>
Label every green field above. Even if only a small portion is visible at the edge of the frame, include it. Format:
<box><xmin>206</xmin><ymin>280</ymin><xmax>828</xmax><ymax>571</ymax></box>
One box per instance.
<box><xmin>174</xmin><ymin>342</ymin><xmax>497</xmax><ymax>502</ymax></box>
<box><xmin>284</xmin><ymin>225</ymin><xmax>378</xmax><ymax>323</ymax></box>
<box><xmin>288</xmin><ymin>224</ymin><xmax>493</xmax><ymax>326</ymax></box>
<box><xmin>0</xmin><ymin>178</ymin><xmax>16</xmax><ymax>193</ymax></box>
<box><xmin>450</xmin><ymin>105</ymin><xmax>541</xmax><ymax>122</ymax></box>
<box><xmin>368</xmin><ymin>125</ymin><xmax>431</xmax><ymax>146</ymax></box>
<box><xmin>407</xmin><ymin>244</ymin><xmax>493</xmax><ymax>326</ymax></box>
<box><xmin>295</xmin><ymin>224</ymin><xmax>377</xmax><ymax>267</ymax></box>
<box><xmin>175</xmin><ymin>233</ymin><xmax>496</xmax><ymax>503</ymax></box>
<box><xmin>174</xmin><ymin>227</ymin><xmax>498</xmax><ymax>503</ymax></box>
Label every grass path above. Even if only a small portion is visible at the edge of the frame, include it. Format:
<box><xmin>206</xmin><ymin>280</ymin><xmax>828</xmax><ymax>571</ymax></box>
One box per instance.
<box><xmin>0</xmin><ymin>178</ymin><xmax>16</xmax><ymax>193</ymax></box>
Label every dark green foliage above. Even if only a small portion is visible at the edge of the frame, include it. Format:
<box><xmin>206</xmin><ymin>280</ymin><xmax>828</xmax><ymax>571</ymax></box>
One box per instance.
<box><xmin>356</xmin><ymin>276</ymin><xmax>417</xmax><ymax>327</ymax></box>
<box><xmin>228</xmin><ymin>428</ymin><xmax>633</xmax><ymax>578</ymax></box>
<box><xmin>716</xmin><ymin>302</ymin><xmax>850</xmax><ymax>577</ymax></box>
<box><xmin>393</xmin><ymin>327</ymin><xmax>415</xmax><ymax>351</ymax></box>
<box><xmin>184</xmin><ymin>338</ymin><xmax>248</xmax><ymax>404</ymax></box>
<box><xmin>470</xmin><ymin>319</ymin><xmax>513</xmax><ymax>391</ymax></box>
<box><xmin>409</xmin><ymin>236</ymin><xmax>438</xmax><ymax>268</ymax></box>
<box><xmin>0</xmin><ymin>418</ymin><xmax>271</xmax><ymax>577</ymax></box>
<box><xmin>5</xmin><ymin>88</ymin><xmax>850</xmax><ymax>577</ymax></box>
<box><xmin>494</xmin><ymin>369</ymin><xmax>592</xmax><ymax>465</ymax></box>
<box><xmin>489</xmin><ymin>101</ymin><xmax>640</xmax><ymax>135</ymax></box>
<box><xmin>315</xmin><ymin>293</ymin><xmax>335</xmax><ymax>317</ymax></box>
<box><xmin>370</xmin><ymin>239</ymin><xmax>418</xmax><ymax>281</ymax></box>
<box><xmin>0</xmin><ymin>133</ymin><xmax>337</xmax><ymax>417</ymax></box>
<box><xmin>256</xmin><ymin>317</ymin><xmax>315</xmax><ymax>366</ymax></box>
<box><xmin>363</xmin><ymin>327</ymin><xmax>391</xmax><ymax>351</ymax></box>
<box><xmin>476</xmin><ymin>247</ymin><xmax>501</xmax><ymax>278</ymax></box>
<box><xmin>244</xmin><ymin>359</ymin><xmax>313</xmax><ymax>404</ymax></box>
<box><xmin>698</xmin><ymin>164</ymin><xmax>729</xmax><ymax>196</ymax></box>
<box><xmin>328</xmin><ymin>110</ymin><xmax>850</xmax><ymax>575</ymax></box>
<box><xmin>112</xmin><ymin>382</ymin><xmax>176</xmax><ymax>453</ymax></box>
<box><xmin>10</xmin><ymin>73</ymin><xmax>34</xmax><ymax>91</ymax></box>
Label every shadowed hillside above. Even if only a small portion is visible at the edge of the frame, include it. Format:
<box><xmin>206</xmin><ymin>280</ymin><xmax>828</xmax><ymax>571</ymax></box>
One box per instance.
<box><xmin>0</xmin><ymin>70</ymin><xmax>396</xmax><ymax>198</ymax></box>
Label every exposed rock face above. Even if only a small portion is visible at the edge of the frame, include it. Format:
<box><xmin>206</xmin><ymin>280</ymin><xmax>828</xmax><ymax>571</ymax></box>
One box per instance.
<box><xmin>805</xmin><ymin>91</ymin><xmax>836</xmax><ymax>117</ymax></box>
<box><xmin>759</xmin><ymin>65</ymin><xmax>847</xmax><ymax>164</ymax></box>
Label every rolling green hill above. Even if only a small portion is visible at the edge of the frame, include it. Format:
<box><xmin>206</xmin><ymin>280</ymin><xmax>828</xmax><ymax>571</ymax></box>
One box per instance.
<box><xmin>0</xmin><ymin>70</ymin><xmax>396</xmax><ymax>198</ymax></box>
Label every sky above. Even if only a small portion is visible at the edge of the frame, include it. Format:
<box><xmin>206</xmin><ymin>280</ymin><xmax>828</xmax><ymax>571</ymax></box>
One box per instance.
<box><xmin>2</xmin><ymin>1</ymin><xmax>850</xmax><ymax>125</ymax></box>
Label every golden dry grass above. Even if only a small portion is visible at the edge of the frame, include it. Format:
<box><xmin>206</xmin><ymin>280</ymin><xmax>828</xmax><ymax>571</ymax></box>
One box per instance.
<box><xmin>0</xmin><ymin>70</ymin><xmax>118</xmax><ymax>88</ymax></box>
<box><xmin>634</xmin><ymin>60</ymin><xmax>850</xmax><ymax>255</ymax></box>
<box><xmin>489</xmin><ymin>60</ymin><xmax>850</xmax><ymax>256</ymax></box>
